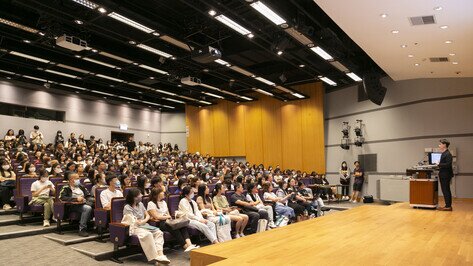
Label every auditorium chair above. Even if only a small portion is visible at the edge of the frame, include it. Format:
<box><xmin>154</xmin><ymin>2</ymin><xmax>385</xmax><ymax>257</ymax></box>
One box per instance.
<box><xmin>168</xmin><ymin>185</ymin><xmax>178</xmax><ymax>194</ymax></box>
<box><xmin>53</xmin><ymin>182</ymin><xmax>87</xmax><ymax>234</ymax></box>
<box><xmin>15</xmin><ymin>177</ymin><xmax>63</xmax><ymax>223</ymax></box>
<box><xmin>93</xmin><ymin>187</ymin><xmax>109</xmax><ymax>239</ymax></box>
<box><xmin>123</xmin><ymin>186</ymin><xmax>134</xmax><ymax>197</ymax></box>
<box><xmin>166</xmin><ymin>194</ymin><xmax>202</xmax><ymax>238</ymax></box>
<box><xmin>207</xmin><ymin>183</ymin><xmax>216</xmax><ymax>194</ymax></box>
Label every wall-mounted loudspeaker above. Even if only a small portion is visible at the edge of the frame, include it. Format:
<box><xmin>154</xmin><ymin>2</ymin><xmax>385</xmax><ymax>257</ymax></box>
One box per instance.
<box><xmin>362</xmin><ymin>72</ymin><xmax>387</xmax><ymax>105</ymax></box>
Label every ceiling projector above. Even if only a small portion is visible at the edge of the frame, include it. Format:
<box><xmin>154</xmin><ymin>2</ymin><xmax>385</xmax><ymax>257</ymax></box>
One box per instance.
<box><xmin>181</xmin><ymin>76</ymin><xmax>201</xmax><ymax>86</ymax></box>
<box><xmin>56</xmin><ymin>35</ymin><xmax>88</xmax><ymax>51</ymax></box>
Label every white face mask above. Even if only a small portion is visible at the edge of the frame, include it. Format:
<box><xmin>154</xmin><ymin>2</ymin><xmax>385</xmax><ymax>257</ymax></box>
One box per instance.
<box><xmin>189</xmin><ymin>192</ymin><xmax>195</xmax><ymax>199</ymax></box>
<box><xmin>2</xmin><ymin>165</ymin><xmax>10</xmax><ymax>170</ymax></box>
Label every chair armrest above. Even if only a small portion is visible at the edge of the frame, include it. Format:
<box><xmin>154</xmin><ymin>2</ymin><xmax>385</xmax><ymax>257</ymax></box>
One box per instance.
<box><xmin>109</xmin><ymin>222</ymin><xmax>130</xmax><ymax>247</ymax></box>
<box><xmin>94</xmin><ymin>208</ymin><xmax>109</xmax><ymax>226</ymax></box>
<box><xmin>15</xmin><ymin>196</ymin><xmax>29</xmax><ymax>212</ymax></box>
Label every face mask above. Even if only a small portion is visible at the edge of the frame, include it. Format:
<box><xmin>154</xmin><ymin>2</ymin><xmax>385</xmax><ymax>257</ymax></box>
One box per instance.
<box><xmin>2</xmin><ymin>165</ymin><xmax>10</xmax><ymax>170</ymax></box>
<box><xmin>54</xmin><ymin>168</ymin><xmax>62</xmax><ymax>174</ymax></box>
<box><xmin>41</xmin><ymin>177</ymin><xmax>49</xmax><ymax>183</ymax></box>
<box><xmin>74</xmin><ymin>179</ymin><xmax>80</xmax><ymax>186</ymax></box>
<box><xmin>115</xmin><ymin>181</ymin><xmax>121</xmax><ymax>188</ymax></box>
<box><xmin>189</xmin><ymin>192</ymin><xmax>195</xmax><ymax>199</ymax></box>
<box><xmin>29</xmin><ymin>167</ymin><xmax>36</xmax><ymax>172</ymax></box>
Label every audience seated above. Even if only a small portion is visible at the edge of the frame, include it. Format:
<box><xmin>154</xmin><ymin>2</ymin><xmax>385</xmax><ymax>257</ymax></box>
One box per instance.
<box><xmin>262</xmin><ymin>183</ymin><xmax>295</xmax><ymax>220</ymax></box>
<box><xmin>123</xmin><ymin>188</ymin><xmax>170</xmax><ymax>265</ymax></box>
<box><xmin>30</xmin><ymin>169</ymin><xmax>56</xmax><ymax>226</ymax></box>
<box><xmin>231</xmin><ymin>182</ymin><xmax>269</xmax><ymax>233</ymax></box>
<box><xmin>196</xmin><ymin>184</ymin><xmax>232</xmax><ymax>240</ymax></box>
<box><xmin>213</xmin><ymin>183</ymin><xmax>248</xmax><ymax>238</ymax></box>
<box><xmin>147</xmin><ymin>187</ymin><xmax>199</xmax><ymax>252</ymax></box>
<box><xmin>100</xmin><ymin>175</ymin><xmax>123</xmax><ymax>210</ymax></box>
<box><xmin>177</xmin><ymin>186</ymin><xmax>219</xmax><ymax>244</ymax></box>
<box><xmin>59</xmin><ymin>172</ymin><xmax>93</xmax><ymax>236</ymax></box>
<box><xmin>246</xmin><ymin>183</ymin><xmax>276</xmax><ymax>228</ymax></box>
<box><xmin>0</xmin><ymin>159</ymin><xmax>16</xmax><ymax>210</ymax></box>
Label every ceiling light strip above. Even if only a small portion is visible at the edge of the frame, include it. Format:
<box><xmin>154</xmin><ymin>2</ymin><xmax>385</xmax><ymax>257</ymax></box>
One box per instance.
<box><xmin>0</xmin><ymin>18</ymin><xmax>39</xmax><ymax>33</ymax></box>
<box><xmin>214</xmin><ymin>14</ymin><xmax>252</xmax><ymax>36</ymax></box>
<box><xmin>96</xmin><ymin>74</ymin><xmax>124</xmax><ymax>83</ymax></box>
<box><xmin>108</xmin><ymin>12</ymin><xmax>154</xmax><ymax>33</ymax></box>
<box><xmin>255</xmin><ymin>76</ymin><xmax>276</xmax><ymax>86</ymax></box>
<box><xmin>320</xmin><ymin>77</ymin><xmax>337</xmax><ymax>86</ymax></box>
<box><xmin>250</xmin><ymin>1</ymin><xmax>286</xmax><ymax>26</ymax></box>
<box><xmin>72</xmin><ymin>0</ymin><xmax>99</xmax><ymax>9</ymax></box>
<box><xmin>136</xmin><ymin>44</ymin><xmax>173</xmax><ymax>58</ymax></box>
<box><xmin>45</xmin><ymin>69</ymin><xmax>79</xmax><ymax>79</ymax></box>
<box><xmin>99</xmin><ymin>51</ymin><xmax>134</xmax><ymax>63</ymax></box>
<box><xmin>346</xmin><ymin>72</ymin><xmax>362</xmax><ymax>82</ymax></box>
<box><xmin>255</xmin><ymin>88</ymin><xmax>274</xmax><ymax>96</ymax></box>
<box><xmin>204</xmin><ymin>92</ymin><xmax>224</xmax><ymax>99</ymax></box>
<box><xmin>10</xmin><ymin>51</ymin><xmax>50</xmax><ymax>63</ymax></box>
<box><xmin>83</xmin><ymin>57</ymin><xmax>118</xmax><ymax>69</ymax></box>
<box><xmin>139</xmin><ymin>64</ymin><xmax>168</xmax><ymax>75</ymax></box>
<box><xmin>56</xmin><ymin>64</ymin><xmax>90</xmax><ymax>74</ymax></box>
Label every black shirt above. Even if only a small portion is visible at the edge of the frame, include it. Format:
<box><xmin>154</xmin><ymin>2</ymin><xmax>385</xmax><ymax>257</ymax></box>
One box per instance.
<box><xmin>126</xmin><ymin>140</ymin><xmax>136</xmax><ymax>153</ymax></box>
<box><xmin>438</xmin><ymin>150</ymin><xmax>453</xmax><ymax>178</ymax></box>
<box><xmin>354</xmin><ymin>167</ymin><xmax>364</xmax><ymax>184</ymax></box>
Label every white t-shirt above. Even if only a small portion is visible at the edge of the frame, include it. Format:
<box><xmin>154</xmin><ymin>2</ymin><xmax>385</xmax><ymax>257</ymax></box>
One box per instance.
<box><xmin>31</xmin><ymin>180</ymin><xmax>54</xmax><ymax>197</ymax></box>
<box><xmin>100</xmin><ymin>189</ymin><xmax>123</xmax><ymax>208</ymax></box>
<box><xmin>71</xmin><ymin>186</ymin><xmax>84</xmax><ymax>198</ymax></box>
<box><xmin>246</xmin><ymin>193</ymin><xmax>264</xmax><ymax>208</ymax></box>
<box><xmin>147</xmin><ymin>200</ymin><xmax>169</xmax><ymax>216</ymax></box>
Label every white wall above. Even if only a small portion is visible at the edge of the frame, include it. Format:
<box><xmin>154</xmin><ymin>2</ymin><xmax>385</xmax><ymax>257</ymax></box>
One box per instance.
<box><xmin>160</xmin><ymin>112</ymin><xmax>187</xmax><ymax>150</ymax></box>
<box><xmin>324</xmin><ymin>77</ymin><xmax>473</xmax><ymax>199</ymax></box>
<box><xmin>0</xmin><ymin>80</ymin><xmax>185</xmax><ymax>148</ymax></box>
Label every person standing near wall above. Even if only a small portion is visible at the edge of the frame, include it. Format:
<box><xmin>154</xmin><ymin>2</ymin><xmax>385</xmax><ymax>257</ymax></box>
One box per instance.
<box><xmin>351</xmin><ymin>161</ymin><xmax>364</xmax><ymax>203</ymax></box>
<box><xmin>437</xmin><ymin>139</ymin><xmax>453</xmax><ymax>211</ymax></box>
<box><xmin>339</xmin><ymin>161</ymin><xmax>351</xmax><ymax>200</ymax></box>
<box><xmin>30</xmin><ymin>125</ymin><xmax>44</xmax><ymax>147</ymax></box>
<box><xmin>127</xmin><ymin>136</ymin><xmax>136</xmax><ymax>153</ymax></box>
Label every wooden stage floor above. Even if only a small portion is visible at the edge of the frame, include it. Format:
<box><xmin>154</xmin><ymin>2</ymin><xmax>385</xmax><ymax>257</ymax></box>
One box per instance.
<box><xmin>190</xmin><ymin>199</ymin><xmax>473</xmax><ymax>265</ymax></box>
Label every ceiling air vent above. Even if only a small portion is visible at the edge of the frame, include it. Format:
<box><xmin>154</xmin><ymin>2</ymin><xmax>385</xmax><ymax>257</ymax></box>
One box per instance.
<box><xmin>429</xmin><ymin>57</ymin><xmax>449</xmax><ymax>62</ymax></box>
<box><xmin>409</xmin><ymin>15</ymin><xmax>436</xmax><ymax>26</ymax></box>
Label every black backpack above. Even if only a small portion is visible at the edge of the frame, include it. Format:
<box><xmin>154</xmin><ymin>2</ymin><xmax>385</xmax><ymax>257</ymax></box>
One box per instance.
<box><xmin>363</xmin><ymin>195</ymin><xmax>374</xmax><ymax>203</ymax></box>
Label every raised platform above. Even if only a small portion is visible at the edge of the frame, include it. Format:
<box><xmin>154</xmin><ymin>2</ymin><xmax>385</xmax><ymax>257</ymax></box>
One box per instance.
<box><xmin>191</xmin><ymin>199</ymin><xmax>473</xmax><ymax>265</ymax></box>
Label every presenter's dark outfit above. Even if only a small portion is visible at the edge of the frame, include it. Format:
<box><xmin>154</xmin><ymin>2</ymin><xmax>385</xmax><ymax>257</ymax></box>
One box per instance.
<box><xmin>438</xmin><ymin>150</ymin><xmax>453</xmax><ymax>208</ymax></box>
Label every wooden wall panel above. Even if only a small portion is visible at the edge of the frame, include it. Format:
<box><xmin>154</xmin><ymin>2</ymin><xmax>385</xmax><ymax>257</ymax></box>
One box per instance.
<box><xmin>281</xmin><ymin>102</ymin><xmax>303</xmax><ymax>170</ymax></box>
<box><xmin>261</xmin><ymin>96</ymin><xmax>282</xmax><ymax>168</ymax></box>
<box><xmin>244</xmin><ymin>101</ymin><xmax>264</xmax><ymax>164</ymax></box>
<box><xmin>198</xmin><ymin>108</ymin><xmax>214</xmax><ymax>155</ymax></box>
<box><xmin>185</xmin><ymin>82</ymin><xmax>325</xmax><ymax>173</ymax></box>
<box><xmin>212</xmin><ymin>101</ymin><xmax>230</xmax><ymax>156</ymax></box>
<box><xmin>227</xmin><ymin>103</ymin><xmax>246</xmax><ymax>156</ymax></box>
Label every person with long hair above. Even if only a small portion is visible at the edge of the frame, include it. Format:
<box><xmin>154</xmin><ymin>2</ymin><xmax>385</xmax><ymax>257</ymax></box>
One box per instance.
<box><xmin>339</xmin><ymin>161</ymin><xmax>351</xmax><ymax>200</ymax></box>
<box><xmin>123</xmin><ymin>188</ymin><xmax>170</xmax><ymax>265</ymax></box>
<box><xmin>262</xmin><ymin>182</ymin><xmax>295</xmax><ymax>219</ymax></box>
<box><xmin>246</xmin><ymin>183</ymin><xmax>276</xmax><ymax>228</ymax></box>
<box><xmin>177</xmin><ymin>186</ymin><xmax>219</xmax><ymax>244</ymax></box>
<box><xmin>213</xmin><ymin>183</ymin><xmax>248</xmax><ymax>238</ymax></box>
<box><xmin>0</xmin><ymin>159</ymin><xmax>16</xmax><ymax>210</ymax></box>
<box><xmin>147</xmin><ymin>188</ymin><xmax>199</xmax><ymax>252</ymax></box>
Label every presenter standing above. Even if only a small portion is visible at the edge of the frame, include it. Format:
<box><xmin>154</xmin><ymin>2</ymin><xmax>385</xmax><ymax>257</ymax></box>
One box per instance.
<box><xmin>437</xmin><ymin>139</ymin><xmax>453</xmax><ymax>211</ymax></box>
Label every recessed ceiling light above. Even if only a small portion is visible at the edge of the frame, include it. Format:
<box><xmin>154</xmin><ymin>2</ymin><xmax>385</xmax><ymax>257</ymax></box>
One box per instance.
<box><xmin>299</xmin><ymin>64</ymin><xmax>305</xmax><ymax>68</ymax></box>
<box><xmin>177</xmin><ymin>84</ymin><xmax>182</xmax><ymax>87</ymax></box>
<box><xmin>38</xmin><ymin>32</ymin><xmax>45</xmax><ymax>36</ymax></box>
<box><xmin>380</xmin><ymin>13</ymin><xmax>388</xmax><ymax>18</ymax></box>
<box><xmin>128</xmin><ymin>40</ymin><xmax>136</xmax><ymax>45</ymax></box>
<box><xmin>152</xmin><ymin>32</ymin><xmax>160</xmax><ymax>36</ymax></box>
<box><xmin>408</xmin><ymin>54</ymin><xmax>414</xmax><ymax>58</ymax></box>
<box><xmin>440</xmin><ymin>25</ymin><xmax>448</xmax><ymax>29</ymax></box>
<box><xmin>401</xmin><ymin>44</ymin><xmax>407</xmax><ymax>48</ymax></box>
<box><xmin>22</xmin><ymin>39</ymin><xmax>31</xmax><ymax>43</ymax></box>
<box><xmin>149</xmin><ymin>76</ymin><xmax>155</xmax><ymax>79</ymax></box>
<box><xmin>98</xmin><ymin>7</ymin><xmax>107</xmax><ymax>13</ymax></box>
<box><xmin>248</xmin><ymin>33</ymin><xmax>254</xmax><ymax>38</ymax></box>
<box><xmin>414</xmin><ymin>63</ymin><xmax>420</xmax><ymax>66</ymax></box>
<box><xmin>74</xmin><ymin>55</ymin><xmax>81</xmax><ymax>58</ymax></box>
<box><xmin>74</xmin><ymin>19</ymin><xmax>83</xmax><ymax>25</ymax></box>
<box><xmin>434</xmin><ymin>6</ymin><xmax>443</xmax><ymax>11</ymax></box>
<box><xmin>449</xmin><ymin>53</ymin><xmax>456</xmax><ymax>56</ymax></box>
<box><xmin>171</xmin><ymin>56</ymin><xmax>176</xmax><ymax>60</ymax></box>
<box><xmin>452</xmin><ymin>62</ymin><xmax>458</xmax><ymax>65</ymax></box>
<box><xmin>277</xmin><ymin>50</ymin><xmax>283</xmax><ymax>55</ymax></box>
<box><xmin>75</xmin><ymin>91</ymin><xmax>80</xmax><ymax>93</ymax></box>
<box><xmin>132</xmin><ymin>62</ymin><xmax>139</xmax><ymax>65</ymax></box>
<box><xmin>91</xmin><ymin>49</ymin><xmax>98</xmax><ymax>53</ymax></box>
<box><xmin>203</xmin><ymin>69</ymin><xmax>209</xmax><ymax>72</ymax></box>
<box><xmin>103</xmin><ymin>96</ymin><xmax>107</xmax><ymax>99</ymax></box>
<box><xmin>391</xmin><ymin>30</ymin><xmax>399</xmax><ymax>34</ymax></box>
<box><xmin>208</xmin><ymin>10</ymin><xmax>217</xmax><ymax>16</ymax></box>
<box><xmin>445</xmin><ymin>40</ymin><xmax>452</xmax><ymax>44</ymax></box>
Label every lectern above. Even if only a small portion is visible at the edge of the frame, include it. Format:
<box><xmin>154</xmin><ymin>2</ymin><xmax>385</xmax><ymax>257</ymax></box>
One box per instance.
<box><xmin>407</xmin><ymin>169</ymin><xmax>438</xmax><ymax>208</ymax></box>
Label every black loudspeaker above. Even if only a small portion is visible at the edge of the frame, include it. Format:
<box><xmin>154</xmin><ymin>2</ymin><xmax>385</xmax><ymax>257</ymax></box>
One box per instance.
<box><xmin>362</xmin><ymin>72</ymin><xmax>387</xmax><ymax>105</ymax></box>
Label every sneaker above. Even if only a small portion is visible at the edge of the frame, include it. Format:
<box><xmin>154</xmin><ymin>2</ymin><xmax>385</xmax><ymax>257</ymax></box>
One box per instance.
<box><xmin>78</xmin><ymin>230</ymin><xmax>89</xmax><ymax>237</ymax></box>
<box><xmin>234</xmin><ymin>234</ymin><xmax>240</xmax><ymax>239</ymax></box>
<box><xmin>52</xmin><ymin>217</ymin><xmax>57</xmax><ymax>223</ymax></box>
<box><xmin>43</xmin><ymin>220</ymin><xmax>50</xmax><ymax>227</ymax></box>
<box><xmin>268</xmin><ymin>221</ymin><xmax>277</xmax><ymax>228</ymax></box>
<box><xmin>184</xmin><ymin>244</ymin><xmax>198</xmax><ymax>252</ymax></box>
<box><xmin>3</xmin><ymin>204</ymin><xmax>12</xmax><ymax>210</ymax></box>
<box><xmin>239</xmin><ymin>232</ymin><xmax>245</xmax><ymax>238</ymax></box>
<box><xmin>155</xmin><ymin>255</ymin><xmax>170</xmax><ymax>265</ymax></box>
<box><xmin>352</xmin><ymin>200</ymin><xmax>357</xmax><ymax>203</ymax></box>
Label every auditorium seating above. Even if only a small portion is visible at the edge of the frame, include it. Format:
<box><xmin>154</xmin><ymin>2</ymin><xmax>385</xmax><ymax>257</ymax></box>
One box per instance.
<box><xmin>93</xmin><ymin>187</ymin><xmax>108</xmax><ymax>239</ymax></box>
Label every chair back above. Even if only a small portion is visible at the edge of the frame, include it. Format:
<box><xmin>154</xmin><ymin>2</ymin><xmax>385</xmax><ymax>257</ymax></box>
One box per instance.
<box><xmin>55</xmin><ymin>182</ymin><xmax>68</xmax><ymax>200</ymax></box>
<box><xmin>142</xmin><ymin>195</ymin><xmax>150</xmax><ymax>208</ymax></box>
<box><xmin>84</xmin><ymin>182</ymin><xmax>93</xmax><ymax>192</ymax></box>
<box><xmin>95</xmin><ymin>187</ymin><xmax>108</xmax><ymax>209</ymax></box>
<box><xmin>110</xmin><ymin>197</ymin><xmax>126</xmax><ymax>223</ymax></box>
<box><xmin>225</xmin><ymin>190</ymin><xmax>235</xmax><ymax>204</ymax></box>
<box><xmin>18</xmin><ymin>178</ymin><xmax>36</xmax><ymax>198</ymax></box>
<box><xmin>123</xmin><ymin>186</ymin><xmax>134</xmax><ymax>198</ymax></box>
<box><xmin>208</xmin><ymin>183</ymin><xmax>216</xmax><ymax>194</ymax></box>
<box><xmin>168</xmin><ymin>185</ymin><xmax>178</xmax><ymax>194</ymax></box>
<box><xmin>167</xmin><ymin>194</ymin><xmax>180</xmax><ymax>217</ymax></box>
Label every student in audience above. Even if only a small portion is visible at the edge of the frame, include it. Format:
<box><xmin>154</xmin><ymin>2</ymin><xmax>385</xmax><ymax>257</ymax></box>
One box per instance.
<box><xmin>100</xmin><ymin>175</ymin><xmax>123</xmax><ymax>210</ymax></box>
<box><xmin>30</xmin><ymin>169</ymin><xmax>56</xmax><ymax>227</ymax></box>
<box><xmin>339</xmin><ymin>161</ymin><xmax>351</xmax><ymax>200</ymax></box>
<box><xmin>16</xmin><ymin>129</ymin><xmax>28</xmax><ymax>146</ymax></box>
<box><xmin>120</xmin><ymin>174</ymin><xmax>132</xmax><ymax>189</ymax></box>
<box><xmin>4</xmin><ymin>129</ymin><xmax>16</xmax><ymax>146</ymax></box>
<box><xmin>123</xmin><ymin>188</ymin><xmax>170</xmax><ymax>265</ymax></box>
<box><xmin>23</xmin><ymin>162</ymin><xmax>38</xmax><ymax>178</ymax></box>
<box><xmin>298</xmin><ymin>181</ymin><xmax>327</xmax><ymax>217</ymax></box>
<box><xmin>67</xmin><ymin>132</ymin><xmax>77</xmax><ymax>147</ymax></box>
<box><xmin>91</xmin><ymin>172</ymin><xmax>108</xmax><ymax>199</ymax></box>
<box><xmin>54</xmin><ymin>130</ymin><xmax>64</xmax><ymax>147</ymax></box>
<box><xmin>151</xmin><ymin>176</ymin><xmax>166</xmax><ymax>191</ymax></box>
<box><xmin>126</xmin><ymin>136</ymin><xmax>136</xmax><ymax>153</ymax></box>
<box><xmin>351</xmin><ymin>161</ymin><xmax>364</xmax><ymax>203</ymax></box>
<box><xmin>0</xmin><ymin>159</ymin><xmax>16</xmax><ymax>210</ymax></box>
<box><xmin>178</xmin><ymin>186</ymin><xmax>219</xmax><ymax>244</ymax></box>
<box><xmin>262</xmin><ymin>183</ymin><xmax>295</xmax><ymax>219</ymax></box>
<box><xmin>231</xmin><ymin>182</ymin><xmax>269</xmax><ymax>233</ymax></box>
<box><xmin>147</xmin><ymin>188</ymin><xmax>199</xmax><ymax>252</ymax></box>
<box><xmin>59</xmin><ymin>172</ymin><xmax>93</xmax><ymax>237</ymax></box>
<box><xmin>77</xmin><ymin>163</ymin><xmax>85</xmax><ymax>178</ymax></box>
<box><xmin>196</xmin><ymin>184</ymin><xmax>232</xmax><ymax>235</ymax></box>
<box><xmin>246</xmin><ymin>183</ymin><xmax>276</xmax><ymax>228</ymax></box>
<box><xmin>30</xmin><ymin>125</ymin><xmax>44</xmax><ymax>147</ymax></box>
<box><xmin>212</xmin><ymin>183</ymin><xmax>248</xmax><ymax>238</ymax></box>
<box><xmin>276</xmin><ymin>181</ymin><xmax>305</xmax><ymax>221</ymax></box>
<box><xmin>137</xmin><ymin>175</ymin><xmax>151</xmax><ymax>195</ymax></box>
<box><xmin>78</xmin><ymin>134</ymin><xmax>86</xmax><ymax>147</ymax></box>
